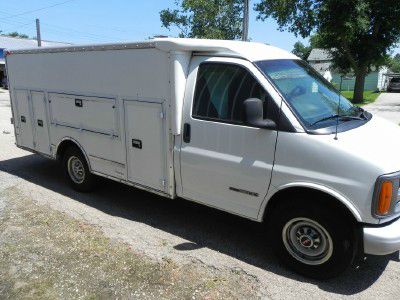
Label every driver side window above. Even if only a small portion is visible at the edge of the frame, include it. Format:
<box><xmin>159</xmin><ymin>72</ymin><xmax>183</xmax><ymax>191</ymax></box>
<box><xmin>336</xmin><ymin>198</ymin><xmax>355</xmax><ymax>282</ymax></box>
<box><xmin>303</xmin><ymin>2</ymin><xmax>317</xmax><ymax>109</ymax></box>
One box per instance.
<box><xmin>192</xmin><ymin>63</ymin><xmax>273</xmax><ymax>124</ymax></box>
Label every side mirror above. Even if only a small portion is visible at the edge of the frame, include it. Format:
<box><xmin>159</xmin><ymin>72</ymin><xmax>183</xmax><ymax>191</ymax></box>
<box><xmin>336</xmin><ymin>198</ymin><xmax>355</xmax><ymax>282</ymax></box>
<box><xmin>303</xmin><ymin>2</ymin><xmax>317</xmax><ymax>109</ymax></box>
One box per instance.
<box><xmin>243</xmin><ymin>98</ymin><xmax>277</xmax><ymax>130</ymax></box>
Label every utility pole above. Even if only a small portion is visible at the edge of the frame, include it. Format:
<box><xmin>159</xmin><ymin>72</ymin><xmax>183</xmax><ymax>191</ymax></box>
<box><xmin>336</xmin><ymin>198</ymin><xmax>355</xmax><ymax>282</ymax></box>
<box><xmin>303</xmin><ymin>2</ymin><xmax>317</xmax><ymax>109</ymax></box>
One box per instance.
<box><xmin>242</xmin><ymin>0</ymin><xmax>249</xmax><ymax>41</ymax></box>
<box><xmin>36</xmin><ymin>18</ymin><xmax>42</xmax><ymax>47</ymax></box>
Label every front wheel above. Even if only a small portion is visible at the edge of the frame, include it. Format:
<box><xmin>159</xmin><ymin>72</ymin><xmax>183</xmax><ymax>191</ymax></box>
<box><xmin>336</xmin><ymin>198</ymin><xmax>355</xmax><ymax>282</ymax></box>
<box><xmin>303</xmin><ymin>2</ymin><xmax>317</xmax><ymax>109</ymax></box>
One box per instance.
<box><xmin>270</xmin><ymin>200</ymin><xmax>357</xmax><ymax>279</ymax></box>
<box><xmin>62</xmin><ymin>146</ymin><xmax>96</xmax><ymax>192</ymax></box>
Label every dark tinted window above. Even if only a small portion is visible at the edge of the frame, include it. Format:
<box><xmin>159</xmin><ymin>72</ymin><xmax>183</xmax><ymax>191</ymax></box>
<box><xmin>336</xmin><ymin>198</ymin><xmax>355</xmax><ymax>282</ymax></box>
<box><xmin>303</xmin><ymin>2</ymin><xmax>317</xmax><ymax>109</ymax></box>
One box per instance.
<box><xmin>192</xmin><ymin>63</ymin><xmax>273</xmax><ymax>124</ymax></box>
<box><xmin>391</xmin><ymin>78</ymin><xmax>400</xmax><ymax>83</ymax></box>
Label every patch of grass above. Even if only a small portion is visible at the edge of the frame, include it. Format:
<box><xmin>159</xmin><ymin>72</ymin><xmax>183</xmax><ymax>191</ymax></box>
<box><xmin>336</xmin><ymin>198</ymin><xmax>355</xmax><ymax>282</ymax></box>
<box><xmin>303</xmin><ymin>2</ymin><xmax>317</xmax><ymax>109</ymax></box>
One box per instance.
<box><xmin>0</xmin><ymin>187</ymin><xmax>259</xmax><ymax>299</ymax></box>
<box><xmin>341</xmin><ymin>90</ymin><xmax>381</xmax><ymax>106</ymax></box>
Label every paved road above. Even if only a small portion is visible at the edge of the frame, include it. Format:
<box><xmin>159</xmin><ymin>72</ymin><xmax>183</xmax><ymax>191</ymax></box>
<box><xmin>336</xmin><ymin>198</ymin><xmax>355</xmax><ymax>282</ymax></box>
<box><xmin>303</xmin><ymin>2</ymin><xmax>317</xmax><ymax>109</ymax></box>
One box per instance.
<box><xmin>1</xmin><ymin>88</ymin><xmax>400</xmax><ymax>299</ymax></box>
<box><xmin>364</xmin><ymin>92</ymin><xmax>400</xmax><ymax>124</ymax></box>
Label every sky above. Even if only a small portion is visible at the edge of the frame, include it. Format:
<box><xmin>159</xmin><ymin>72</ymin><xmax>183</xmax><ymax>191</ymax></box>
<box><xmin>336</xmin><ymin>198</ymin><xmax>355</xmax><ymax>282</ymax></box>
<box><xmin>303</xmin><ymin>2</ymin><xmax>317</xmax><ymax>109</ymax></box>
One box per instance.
<box><xmin>0</xmin><ymin>0</ymin><xmax>399</xmax><ymax>55</ymax></box>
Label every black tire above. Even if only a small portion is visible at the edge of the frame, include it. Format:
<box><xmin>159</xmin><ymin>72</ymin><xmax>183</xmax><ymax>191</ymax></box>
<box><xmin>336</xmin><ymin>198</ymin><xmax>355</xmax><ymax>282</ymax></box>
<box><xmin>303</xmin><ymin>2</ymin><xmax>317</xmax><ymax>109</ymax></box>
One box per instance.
<box><xmin>270</xmin><ymin>199</ymin><xmax>357</xmax><ymax>279</ymax></box>
<box><xmin>62</xmin><ymin>146</ymin><xmax>96</xmax><ymax>192</ymax></box>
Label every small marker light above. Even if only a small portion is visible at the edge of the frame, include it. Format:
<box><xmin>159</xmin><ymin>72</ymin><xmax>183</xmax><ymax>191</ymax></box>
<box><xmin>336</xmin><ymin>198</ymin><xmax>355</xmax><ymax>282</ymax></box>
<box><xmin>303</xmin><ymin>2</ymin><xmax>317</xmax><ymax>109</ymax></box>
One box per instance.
<box><xmin>377</xmin><ymin>181</ymin><xmax>393</xmax><ymax>215</ymax></box>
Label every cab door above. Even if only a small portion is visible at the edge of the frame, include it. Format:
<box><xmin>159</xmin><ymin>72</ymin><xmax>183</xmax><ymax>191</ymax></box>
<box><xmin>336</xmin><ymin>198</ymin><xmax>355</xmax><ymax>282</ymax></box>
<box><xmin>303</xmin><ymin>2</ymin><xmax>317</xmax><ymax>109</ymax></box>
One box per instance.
<box><xmin>179</xmin><ymin>57</ymin><xmax>280</xmax><ymax>219</ymax></box>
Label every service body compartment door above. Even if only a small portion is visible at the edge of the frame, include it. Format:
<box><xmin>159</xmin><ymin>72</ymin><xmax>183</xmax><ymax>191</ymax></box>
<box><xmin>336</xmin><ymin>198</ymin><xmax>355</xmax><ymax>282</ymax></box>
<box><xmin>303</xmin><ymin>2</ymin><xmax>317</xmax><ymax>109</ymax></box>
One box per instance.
<box><xmin>14</xmin><ymin>90</ymin><xmax>34</xmax><ymax>149</ymax></box>
<box><xmin>31</xmin><ymin>91</ymin><xmax>50</xmax><ymax>155</ymax></box>
<box><xmin>49</xmin><ymin>93</ymin><xmax>118</xmax><ymax>136</ymax></box>
<box><xmin>124</xmin><ymin>101</ymin><xmax>166</xmax><ymax>192</ymax></box>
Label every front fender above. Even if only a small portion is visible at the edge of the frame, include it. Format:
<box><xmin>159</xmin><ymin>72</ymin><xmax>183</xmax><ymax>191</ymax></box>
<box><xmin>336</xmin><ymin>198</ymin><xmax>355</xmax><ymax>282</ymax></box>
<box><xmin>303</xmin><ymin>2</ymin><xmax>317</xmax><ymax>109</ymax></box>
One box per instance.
<box><xmin>258</xmin><ymin>182</ymin><xmax>362</xmax><ymax>222</ymax></box>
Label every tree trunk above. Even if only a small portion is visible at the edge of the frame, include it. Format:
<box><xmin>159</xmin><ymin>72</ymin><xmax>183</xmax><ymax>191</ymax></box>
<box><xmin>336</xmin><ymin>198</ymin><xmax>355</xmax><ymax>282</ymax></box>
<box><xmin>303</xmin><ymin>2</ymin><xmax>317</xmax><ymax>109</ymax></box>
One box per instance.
<box><xmin>353</xmin><ymin>68</ymin><xmax>367</xmax><ymax>104</ymax></box>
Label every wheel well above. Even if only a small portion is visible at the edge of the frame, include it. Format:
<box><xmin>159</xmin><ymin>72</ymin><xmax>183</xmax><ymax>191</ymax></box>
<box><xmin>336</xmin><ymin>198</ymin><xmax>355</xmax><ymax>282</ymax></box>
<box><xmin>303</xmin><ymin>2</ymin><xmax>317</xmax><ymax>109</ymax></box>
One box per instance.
<box><xmin>56</xmin><ymin>140</ymin><xmax>83</xmax><ymax>162</ymax></box>
<box><xmin>263</xmin><ymin>187</ymin><xmax>357</xmax><ymax>225</ymax></box>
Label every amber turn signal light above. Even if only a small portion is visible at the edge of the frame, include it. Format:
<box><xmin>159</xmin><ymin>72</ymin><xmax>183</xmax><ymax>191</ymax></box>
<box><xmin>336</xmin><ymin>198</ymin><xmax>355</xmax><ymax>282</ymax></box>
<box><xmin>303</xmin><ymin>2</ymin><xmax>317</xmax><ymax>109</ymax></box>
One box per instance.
<box><xmin>377</xmin><ymin>181</ymin><xmax>393</xmax><ymax>215</ymax></box>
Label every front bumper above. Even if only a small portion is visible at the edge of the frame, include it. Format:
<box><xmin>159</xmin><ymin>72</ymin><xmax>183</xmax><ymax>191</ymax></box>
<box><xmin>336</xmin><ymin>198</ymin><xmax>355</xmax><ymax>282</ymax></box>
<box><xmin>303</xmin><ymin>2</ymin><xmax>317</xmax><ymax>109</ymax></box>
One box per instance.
<box><xmin>364</xmin><ymin>217</ymin><xmax>400</xmax><ymax>255</ymax></box>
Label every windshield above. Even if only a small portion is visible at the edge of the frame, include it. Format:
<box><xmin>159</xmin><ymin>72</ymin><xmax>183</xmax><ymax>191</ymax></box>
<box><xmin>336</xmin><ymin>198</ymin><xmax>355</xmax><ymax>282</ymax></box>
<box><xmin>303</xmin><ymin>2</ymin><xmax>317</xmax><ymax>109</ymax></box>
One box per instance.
<box><xmin>255</xmin><ymin>59</ymin><xmax>361</xmax><ymax>129</ymax></box>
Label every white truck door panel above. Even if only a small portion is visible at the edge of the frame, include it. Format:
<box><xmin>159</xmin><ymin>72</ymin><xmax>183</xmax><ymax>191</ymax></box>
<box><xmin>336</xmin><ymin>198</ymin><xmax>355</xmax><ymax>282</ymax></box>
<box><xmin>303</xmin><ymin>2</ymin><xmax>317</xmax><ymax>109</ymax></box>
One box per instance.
<box><xmin>124</xmin><ymin>101</ymin><xmax>166</xmax><ymax>192</ymax></box>
<box><xmin>180</xmin><ymin>122</ymin><xmax>276</xmax><ymax>218</ymax></box>
<box><xmin>179</xmin><ymin>58</ymin><xmax>278</xmax><ymax>219</ymax></box>
<box><xmin>31</xmin><ymin>91</ymin><xmax>51</xmax><ymax>155</ymax></box>
<box><xmin>15</xmin><ymin>90</ymin><xmax>35</xmax><ymax>149</ymax></box>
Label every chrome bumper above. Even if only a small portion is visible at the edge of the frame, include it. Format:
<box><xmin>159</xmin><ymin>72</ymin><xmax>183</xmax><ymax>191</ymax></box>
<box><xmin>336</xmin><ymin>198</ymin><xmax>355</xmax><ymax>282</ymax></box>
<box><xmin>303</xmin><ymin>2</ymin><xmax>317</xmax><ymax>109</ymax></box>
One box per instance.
<box><xmin>364</xmin><ymin>217</ymin><xmax>400</xmax><ymax>255</ymax></box>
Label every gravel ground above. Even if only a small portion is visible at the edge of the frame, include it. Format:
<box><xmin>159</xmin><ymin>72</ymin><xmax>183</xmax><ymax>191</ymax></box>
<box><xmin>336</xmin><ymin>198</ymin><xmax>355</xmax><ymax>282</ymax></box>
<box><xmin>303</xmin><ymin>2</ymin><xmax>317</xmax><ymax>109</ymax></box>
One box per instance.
<box><xmin>1</xmin><ymin>88</ymin><xmax>400</xmax><ymax>299</ymax></box>
<box><xmin>0</xmin><ymin>186</ymin><xmax>258</xmax><ymax>299</ymax></box>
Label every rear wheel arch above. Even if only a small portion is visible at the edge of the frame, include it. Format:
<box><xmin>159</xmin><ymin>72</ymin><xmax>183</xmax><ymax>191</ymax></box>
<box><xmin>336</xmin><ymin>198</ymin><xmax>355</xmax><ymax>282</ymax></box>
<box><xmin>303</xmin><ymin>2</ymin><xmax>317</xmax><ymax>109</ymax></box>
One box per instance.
<box><xmin>56</xmin><ymin>138</ymin><xmax>91</xmax><ymax>171</ymax></box>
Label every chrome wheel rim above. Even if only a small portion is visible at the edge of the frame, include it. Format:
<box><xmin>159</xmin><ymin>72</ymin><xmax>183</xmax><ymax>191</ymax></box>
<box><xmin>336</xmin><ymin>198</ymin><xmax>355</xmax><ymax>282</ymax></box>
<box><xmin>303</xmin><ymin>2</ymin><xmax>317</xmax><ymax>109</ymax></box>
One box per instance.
<box><xmin>67</xmin><ymin>156</ymin><xmax>85</xmax><ymax>184</ymax></box>
<box><xmin>282</xmin><ymin>217</ymin><xmax>333</xmax><ymax>265</ymax></box>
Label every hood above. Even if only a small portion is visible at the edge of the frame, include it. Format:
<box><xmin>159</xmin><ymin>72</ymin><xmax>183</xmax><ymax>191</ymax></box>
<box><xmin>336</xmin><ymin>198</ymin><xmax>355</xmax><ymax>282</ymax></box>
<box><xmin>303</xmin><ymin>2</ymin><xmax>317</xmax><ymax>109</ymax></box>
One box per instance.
<box><xmin>332</xmin><ymin>115</ymin><xmax>400</xmax><ymax>174</ymax></box>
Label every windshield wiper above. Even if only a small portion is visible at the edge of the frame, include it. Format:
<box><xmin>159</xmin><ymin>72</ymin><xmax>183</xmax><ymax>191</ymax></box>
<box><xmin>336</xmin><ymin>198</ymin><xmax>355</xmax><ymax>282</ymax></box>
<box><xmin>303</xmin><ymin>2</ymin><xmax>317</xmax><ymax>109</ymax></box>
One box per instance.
<box><xmin>310</xmin><ymin>114</ymin><xmax>364</xmax><ymax>127</ymax></box>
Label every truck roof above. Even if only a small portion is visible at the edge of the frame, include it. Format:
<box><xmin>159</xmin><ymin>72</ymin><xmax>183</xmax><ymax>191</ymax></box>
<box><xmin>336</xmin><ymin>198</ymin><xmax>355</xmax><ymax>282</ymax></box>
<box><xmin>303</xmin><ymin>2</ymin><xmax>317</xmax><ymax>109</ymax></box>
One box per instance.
<box><xmin>154</xmin><ymin>38</ymin><xmax>298</xmax><ymax>61</ymax></box>
<box><xmin>5</xmin><ymin>38</ymin><xmax>298</xmax><ymax>62</ymax></box>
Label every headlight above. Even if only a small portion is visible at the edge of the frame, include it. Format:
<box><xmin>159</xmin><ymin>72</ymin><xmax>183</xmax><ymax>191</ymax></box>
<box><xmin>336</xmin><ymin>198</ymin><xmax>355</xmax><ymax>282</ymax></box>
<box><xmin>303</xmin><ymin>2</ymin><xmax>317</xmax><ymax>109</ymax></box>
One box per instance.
<box><xmin>373</xmin><ymin>172</ymin><xmax>400</xmax><ymax>218</ymax></box>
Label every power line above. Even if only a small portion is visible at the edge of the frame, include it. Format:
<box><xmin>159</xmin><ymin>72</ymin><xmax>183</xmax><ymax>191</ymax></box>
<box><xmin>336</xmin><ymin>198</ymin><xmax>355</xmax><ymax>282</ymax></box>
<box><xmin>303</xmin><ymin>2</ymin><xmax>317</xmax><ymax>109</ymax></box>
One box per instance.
<box><xmin>0</xmin><ymin>9</ymin><xmax>114</xmax><ymax>42</ymax></box>
<box><xmin>41</xmin><ymin>21</ymin><xmax>116</xmax><ymax>40</ymax></box>
<box><xmin>0</xmin><ymin>19</ymin><xmax>110</xmax><ymax>43</ymax></box>
<box><xmin>9</xmin><ymin>21</ymin><xmax>35</xmax><ymax>30</ymax></box>
<box><xmin>0</xmin><ymin>3</ymin><xmax>155</xmax><ymax>43</ymax></box>
<box><xmin>0</xmin><ymin>10</ymin><xmax>129</xmax><ymax>41</ymax></box>
<box><xmin>0</xmin><ymin>19</ymin><xmax>34</xmax><ymax>29</ymax></box>
<box><xmin>0</xmin><ymin>0</ymin><xmax>77</xmax><ymax>21</ymax></box>
<box><xmin>41</xmin><ymin>26</ymin><xmax>112</xmax><ymax>43</ymax></box>
<box><xmin>0</xmin><ymin>8</ymin><xmax>150</xmax><ymax>37</ymax></box>
<box><xmin>0</xmin><ymin>12</ymin><xmax>34</xmax><ymax>26</ymax></box>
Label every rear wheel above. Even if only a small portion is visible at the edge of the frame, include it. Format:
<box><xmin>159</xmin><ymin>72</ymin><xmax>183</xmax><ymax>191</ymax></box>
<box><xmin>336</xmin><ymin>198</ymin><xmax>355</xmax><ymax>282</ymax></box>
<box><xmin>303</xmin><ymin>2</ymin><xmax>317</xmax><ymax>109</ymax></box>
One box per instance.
<box><xmin>62</xmin><ymin>146</ymin><xmax>95</xmax><ymax>192</ymax></box>
<box><xmin>270</xmin><ymin>200</ymin><xmax>357</xmax><ymax>279</ymax></box>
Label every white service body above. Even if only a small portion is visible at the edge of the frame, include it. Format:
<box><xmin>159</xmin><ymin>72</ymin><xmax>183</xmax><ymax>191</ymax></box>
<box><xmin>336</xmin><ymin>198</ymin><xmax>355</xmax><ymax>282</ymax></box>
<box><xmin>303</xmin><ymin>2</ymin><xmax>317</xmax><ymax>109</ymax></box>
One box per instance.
<box><xmin>5</xmin><ymin>38</ymin><xmax>400</xmax><ymax>260</ymax></box>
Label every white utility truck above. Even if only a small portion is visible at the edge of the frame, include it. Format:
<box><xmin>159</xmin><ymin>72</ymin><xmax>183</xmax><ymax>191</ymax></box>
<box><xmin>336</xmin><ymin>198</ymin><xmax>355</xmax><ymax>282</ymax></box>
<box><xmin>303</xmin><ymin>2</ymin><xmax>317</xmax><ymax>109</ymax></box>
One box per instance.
<box><xmin>5</xmin><ymin>38</ymin><xmax>400</xmax><ymax>278</ymax></box>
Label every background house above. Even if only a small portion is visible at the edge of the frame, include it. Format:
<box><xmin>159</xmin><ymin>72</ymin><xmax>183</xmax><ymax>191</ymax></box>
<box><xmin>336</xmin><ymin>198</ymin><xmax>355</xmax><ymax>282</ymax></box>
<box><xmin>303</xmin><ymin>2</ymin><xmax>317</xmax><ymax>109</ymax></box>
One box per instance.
<box><xmin>0</xmin><ymin>35</ymin><xmax>71</xmax><ymax>86</ymax></box>
<box><xmin>307</xmin><ymin>48</ymin><xmax>388</xmax><ymax>91</ymax></box>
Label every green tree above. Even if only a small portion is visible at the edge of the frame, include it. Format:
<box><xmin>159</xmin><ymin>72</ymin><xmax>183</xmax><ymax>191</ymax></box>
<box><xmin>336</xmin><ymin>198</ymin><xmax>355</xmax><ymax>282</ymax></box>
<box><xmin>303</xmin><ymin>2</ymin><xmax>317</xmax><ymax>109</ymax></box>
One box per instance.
<box><xmin>388</xmin><ymin>54</ymin><xmax>400</xmax><ymax>73</ymax></box>
<box><xmin>292</xmin><ymin>35</ymin><xmax>324</xmax><ymax>60</ymax></box>
<box><xmin>292</xmin><ymin>41</ymin><xmax>312</xmax><ymax>60</ymax></box>
<box><xmin>255</xmin><ymin>0</ymin><xmax>400</xmax><ymax>103</ymax></box>
<box><xmin>2</xmin><ymin>31</ymin><xmax>29</xmax><ymax>39</ymax></box>
<box><xmin>160</xmin><ymin>0</ymin><xmax>243</xmax><ymax>40</ymax></box>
